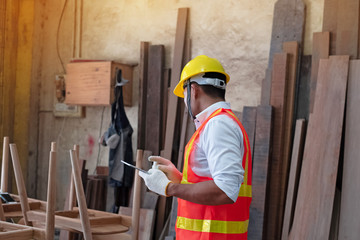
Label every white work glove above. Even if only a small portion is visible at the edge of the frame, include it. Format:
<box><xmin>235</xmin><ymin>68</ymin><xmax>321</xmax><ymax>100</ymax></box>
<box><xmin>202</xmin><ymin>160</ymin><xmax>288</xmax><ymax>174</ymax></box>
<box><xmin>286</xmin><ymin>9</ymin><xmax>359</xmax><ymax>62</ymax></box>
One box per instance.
<box><xmin>139</xmin><ymin>169</ymin><xmax>172</xmax><ymax>197</ymax></box>
<box><xmin>148</xmin><ymin>156</ymin><xmax>182</xmax><ymax>184</ymax></box>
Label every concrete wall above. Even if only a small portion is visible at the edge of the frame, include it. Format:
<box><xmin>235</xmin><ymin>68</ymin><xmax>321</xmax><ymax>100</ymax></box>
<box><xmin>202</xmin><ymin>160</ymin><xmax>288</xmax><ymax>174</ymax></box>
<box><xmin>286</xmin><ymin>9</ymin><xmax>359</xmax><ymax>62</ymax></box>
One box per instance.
<box><xmin>27</xmin><ymin>0</ymin><xmax>324</xmax><ymax>208</ymax></box>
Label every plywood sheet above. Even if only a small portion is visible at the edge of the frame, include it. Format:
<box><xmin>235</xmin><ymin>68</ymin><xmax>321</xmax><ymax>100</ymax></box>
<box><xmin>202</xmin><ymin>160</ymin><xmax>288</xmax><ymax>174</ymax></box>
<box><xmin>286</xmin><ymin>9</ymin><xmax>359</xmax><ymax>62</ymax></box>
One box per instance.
<box><xmin>248</xmin><ymin>105</ymin><xmax>273</xmax><ymax>240</ymax></box>
<box><xmin>338</xmin><ymin>60</ymin><xmax>360</xmax><ymax>239</ymax></box>
<box><xmin>267</xmin><ymin>53</ymin><xmax>288</xmax><ymax>240</ymax></box>
<box><xmin>289</xmin><ymin>56</ymin><xmax>349</xmax><ymax>240</ymax></box>
<box><xmin>281</xmin><ymin>119</ymin><xmax>306</xmax><ymax>240</ymax></box>
<box><xmin>309</xmin><ymin>32</ymin><xmax>330</xmax><ymax>113</ymax></box>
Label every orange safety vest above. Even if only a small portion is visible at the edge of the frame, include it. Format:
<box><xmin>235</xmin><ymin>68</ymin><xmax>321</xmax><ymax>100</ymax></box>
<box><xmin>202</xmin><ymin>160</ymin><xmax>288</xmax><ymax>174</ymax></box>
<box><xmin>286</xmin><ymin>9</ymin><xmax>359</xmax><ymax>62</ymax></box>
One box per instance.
<box><xmin>176</xmin><ymin>108</ymin><xmax>252</xmax><ymax>240</ymax></box>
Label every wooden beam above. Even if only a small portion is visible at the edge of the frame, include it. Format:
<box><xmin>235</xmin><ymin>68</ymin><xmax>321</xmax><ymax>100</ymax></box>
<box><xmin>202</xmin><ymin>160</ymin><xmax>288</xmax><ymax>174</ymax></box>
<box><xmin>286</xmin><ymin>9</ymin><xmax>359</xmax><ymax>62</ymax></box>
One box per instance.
<box><xmin>289</xmin><ymin>56</ymin><xmax>349</xmax><ymax>239</ymax></box>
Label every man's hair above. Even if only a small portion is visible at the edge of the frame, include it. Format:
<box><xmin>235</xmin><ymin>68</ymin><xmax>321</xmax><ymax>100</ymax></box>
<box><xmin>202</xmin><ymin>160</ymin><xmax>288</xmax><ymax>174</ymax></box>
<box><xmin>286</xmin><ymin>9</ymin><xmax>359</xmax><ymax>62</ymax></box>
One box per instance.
<box><xmin>197</xmin><ymin>72</ymin><xmax>226</xmax><ymax>100</ymax></box>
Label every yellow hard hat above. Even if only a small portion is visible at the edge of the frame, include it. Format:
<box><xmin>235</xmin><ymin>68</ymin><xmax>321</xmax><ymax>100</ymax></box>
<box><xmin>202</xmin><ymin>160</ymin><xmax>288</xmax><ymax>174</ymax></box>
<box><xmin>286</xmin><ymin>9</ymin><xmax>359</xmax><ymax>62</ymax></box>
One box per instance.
<box><xmin>173</xmin><ymin>55</ymin><xmax>230</xmax><ymax>98</ymax></box>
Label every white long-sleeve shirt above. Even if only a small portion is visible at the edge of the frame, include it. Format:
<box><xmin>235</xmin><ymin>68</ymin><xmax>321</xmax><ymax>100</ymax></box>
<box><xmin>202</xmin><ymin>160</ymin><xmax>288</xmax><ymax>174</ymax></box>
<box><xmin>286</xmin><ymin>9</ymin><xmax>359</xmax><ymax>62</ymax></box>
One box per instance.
<box><xmin>191</xmin><ymin>101</ymin><xmax>245</xmax><ymax>202</ymax></box>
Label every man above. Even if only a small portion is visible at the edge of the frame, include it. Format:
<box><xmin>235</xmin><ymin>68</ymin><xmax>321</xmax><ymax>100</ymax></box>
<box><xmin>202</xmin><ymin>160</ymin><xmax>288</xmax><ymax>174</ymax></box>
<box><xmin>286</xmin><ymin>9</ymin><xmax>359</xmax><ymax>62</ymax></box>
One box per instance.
<box><xmin>139</xmin><ymin>55</ymin><xmax>252</xmax><ymax>239</ymax></box>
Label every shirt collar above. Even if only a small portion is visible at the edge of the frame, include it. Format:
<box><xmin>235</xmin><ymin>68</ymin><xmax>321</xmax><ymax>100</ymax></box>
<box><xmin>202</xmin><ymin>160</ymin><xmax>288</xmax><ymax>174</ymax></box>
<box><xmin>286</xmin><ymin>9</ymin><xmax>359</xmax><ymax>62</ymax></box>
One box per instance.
<box><xmin>194</xmin><ymin>101</ymin><xmax>231</xmax><ymax>129</ymax></box>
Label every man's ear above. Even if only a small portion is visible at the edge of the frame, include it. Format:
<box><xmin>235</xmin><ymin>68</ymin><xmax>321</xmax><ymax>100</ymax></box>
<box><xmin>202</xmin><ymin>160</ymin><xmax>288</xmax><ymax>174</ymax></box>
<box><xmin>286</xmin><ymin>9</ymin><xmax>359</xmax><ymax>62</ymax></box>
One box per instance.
<box><xmin>191</xmin><ymin>83</ymin><xmax>200</xmax><ymax>99</ymax></box>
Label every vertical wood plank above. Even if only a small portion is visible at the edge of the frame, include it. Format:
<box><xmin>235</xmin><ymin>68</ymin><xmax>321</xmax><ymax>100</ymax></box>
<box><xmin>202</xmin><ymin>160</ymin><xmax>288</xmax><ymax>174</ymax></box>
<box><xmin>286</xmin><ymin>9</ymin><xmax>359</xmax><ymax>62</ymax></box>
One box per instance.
<box><xmin>145</xmin><ymin>45</ymin><xmax>164</xmax><ymax>156</ymax></box>
<box><xmin>158</xmin><ymin>8</ymin><xmax>188</xmax><ymax>239</ymax></box>
<box><xmin>289</xmin><ymin>56</ymin><xmax>349</xmax><ymax>240</ymax></box>
<box><xmin>322</xmin><ymin>0</ymin><xmax>338</xmax><ymax>54</ymax></box>
<box><xmin>281</xmin><ymin>119</ymin><xmax>306</xmax><ymax>240</ymax></box>
<box><xmin>309</xmin><ymin>32</ymin><xmax>330</xmax><ymax>113</ymax></box>
<box><xmin>137</xmin><ymin>42</ymin><xmax>149</xmax><ymax>150</ymax></box>
<box><xmin>338</xmin><ymin>60</ymin><xmax>360</xmax><ymax>239</ymax></box>
<box><xmin>241</xmin><ymin>107</ymin><xmax>257</xmax><ymax>158</ymax></box>
<box><xmin>335</xmin><ymin>0</ymin><xmax>359</xmax><ymax>58</ymax></box>
<box><xmin>266</xmin><ymin>53</ymin><xmax>289</xmax><ymax>240</ymax></box>
<box><xmin>248</xmin><ymin>105</ymin><xmax>273</xmax><ymax>240</ymax></box>
<box><xmin>281</xmin><ymin>42</ymin><xmax>299</xmax><ymax>219</ymax></box>
<box><xmin>262</xmin><ymin>0</ymin><xmax>305</xmax><ymax>105</ymax></box>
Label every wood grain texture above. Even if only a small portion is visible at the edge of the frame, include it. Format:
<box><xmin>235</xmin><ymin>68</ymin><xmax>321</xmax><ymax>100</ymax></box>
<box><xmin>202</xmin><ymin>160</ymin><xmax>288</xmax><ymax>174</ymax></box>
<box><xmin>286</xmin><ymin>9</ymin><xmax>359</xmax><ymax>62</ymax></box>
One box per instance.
<box><xmin>145</xmin><ymin>45</ymin><xmax>164</xmax><ymax>156</ymax></box>
<box><xmin>281</xmin><ymin>119</ymin><xmax>306</xmax><ymax>240</ymax></box>
<box><xmin>137</xmin><ymin>42</ymin><xmax>149</xmax><ymax>149</ymax></box>
<box><xmin>335</xmin><ymin>0</ymin><xmax>359</xmax><ymax>58</ymax></box>
<box><xmin>322</xmin><ymin>0</ymin><xmax>338</xmax><ymax>55</ymax></box>
<box><xmin>338</xmin><ymin>60</ymin><xmax>360</xmax><ymax>239</ymax></box>
<box><xmin>309</xmin><ymin>32</ymin><xmax>330</xmax><ymax>113</ymax></box>
<box><xmin>289</xmin><ymin>56</ymin><xmax>349</xmax><ymax>240</ymax></box>
<box><xmin>260</xmin><ymin>69</ymin><xmax>272</xmax><ymax>105</ymax></box>
<box><xmin>267</xmin><ymin>53</ymin><xmax>289</xmax><ymax>240</ymax></box>
<box><xmin>248</xmin><ymin>105</ymin><xmax>273</xmax><ymax>240</ymax></box>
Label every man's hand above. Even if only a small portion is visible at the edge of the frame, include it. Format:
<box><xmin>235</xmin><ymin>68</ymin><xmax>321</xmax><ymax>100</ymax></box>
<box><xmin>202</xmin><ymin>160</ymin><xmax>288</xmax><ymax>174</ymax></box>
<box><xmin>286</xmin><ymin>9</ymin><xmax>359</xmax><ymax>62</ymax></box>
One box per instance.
<box><xmin>139</xmin><ymin>169</ymin><xmax>172</xmax><ymax>197</ymax></box>
<box><xmin>148</xmin><ymin>156</ymin><xmax>182</xmax><ymax>184</ymax></box>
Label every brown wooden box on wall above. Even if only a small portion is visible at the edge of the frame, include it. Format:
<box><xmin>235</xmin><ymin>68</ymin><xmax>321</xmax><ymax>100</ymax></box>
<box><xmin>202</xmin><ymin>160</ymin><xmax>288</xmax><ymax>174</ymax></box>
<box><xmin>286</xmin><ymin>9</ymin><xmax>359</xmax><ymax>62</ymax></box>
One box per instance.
<box><xmin>65</xmin><ymin>61</ymin><xmax>133</xmax><ymax>106</ymax></box>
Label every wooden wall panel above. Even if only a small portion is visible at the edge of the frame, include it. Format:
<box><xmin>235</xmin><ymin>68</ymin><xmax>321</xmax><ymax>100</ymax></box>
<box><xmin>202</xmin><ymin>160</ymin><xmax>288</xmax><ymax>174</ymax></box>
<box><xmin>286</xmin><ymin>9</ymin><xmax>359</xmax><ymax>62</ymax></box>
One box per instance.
<box><xmin>338</xmin><ymin>60</ymin><xmax>360</xmax><ymax>239</ymax></box>
<box><xmin>267</xmin><ymin>53</ymin><xmax>288</xmax><ymax>240</ymax></box>
<box><xmin>248</xmin><ymin>105</ymin><xmax>273</xmax><ymax>240</ymax></box>
<box><xmin>289</xmin><ymin>56</ymin><xmax>349</xmax><ymax>240</ymax></box>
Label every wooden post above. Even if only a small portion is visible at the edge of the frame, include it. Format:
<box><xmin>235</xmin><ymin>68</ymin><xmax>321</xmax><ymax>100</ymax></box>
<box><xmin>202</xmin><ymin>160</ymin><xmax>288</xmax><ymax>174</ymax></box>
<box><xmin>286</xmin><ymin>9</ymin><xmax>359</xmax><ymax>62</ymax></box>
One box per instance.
<box><xmin>1</xmin><ymin>136</ymin><xmax>9</xmax><ymax>192</ymax></box>
<box><xmin>46</xmin><ymin>144</ymin><xmax>57</xmax><ymax>240</ymax></box>
<box><xmin>132</xmin><ymin>150</ymin><xmax>143</xmax><ymax>240</ymax></box>
<box><xmin>69</xmin><ymin>150</ymin><xmax>92</xmax><ymax>240</ymax></box>
<box><xmin>9</xmin><ymin>144</ymin><xmax>31</xmax><ymax>226</ymax></box>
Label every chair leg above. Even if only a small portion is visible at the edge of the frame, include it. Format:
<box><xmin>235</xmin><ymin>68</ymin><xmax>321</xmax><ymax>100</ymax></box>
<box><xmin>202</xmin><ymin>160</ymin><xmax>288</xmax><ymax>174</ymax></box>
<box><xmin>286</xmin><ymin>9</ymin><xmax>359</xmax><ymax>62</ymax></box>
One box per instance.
<box><xmin>69</xmin><ymin>149</ymin><xmax>93</xmax><ymax>240</ymax></box>
<box><xmin>9</xmin><ymin>144</ymin><xmax>31</xmax><ymax>226</ymax></box>
<box><xmin>1</xmin><ymin>136</ymin><xmax>9</xmax><ymax>192</ymax></box>
<box><xmin>45</xmin><ymin>142</ymin><xmax>57</xmax><ymax>240</ymax></box>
